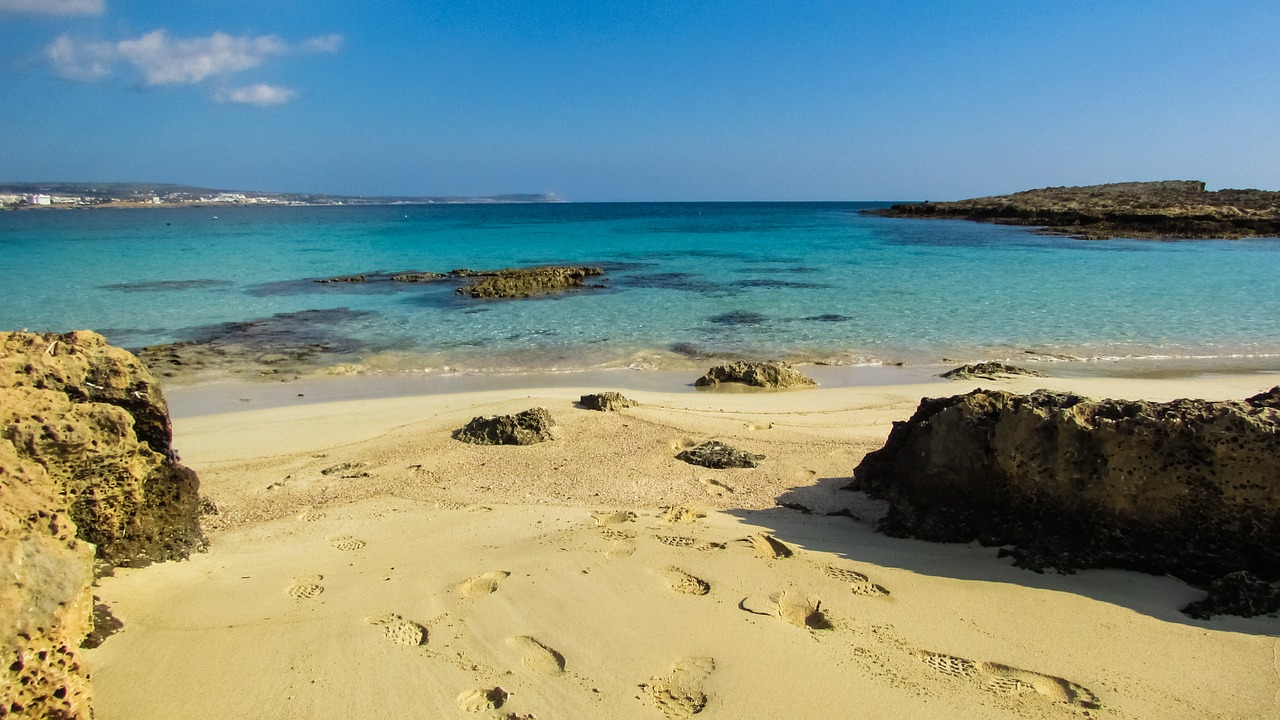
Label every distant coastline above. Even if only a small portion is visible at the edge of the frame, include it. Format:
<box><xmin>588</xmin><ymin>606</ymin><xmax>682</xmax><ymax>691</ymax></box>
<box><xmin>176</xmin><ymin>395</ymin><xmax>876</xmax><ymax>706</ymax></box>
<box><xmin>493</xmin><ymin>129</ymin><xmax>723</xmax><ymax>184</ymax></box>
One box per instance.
<box><xmin>0</xmin><ymin>182</ymin><xmax>562</xmax><ymax>210</ymax></box>
<box><xmin>867</xmin><ymin>180</ymin><xmax>1280</xmax><ymax>240</ymax></box>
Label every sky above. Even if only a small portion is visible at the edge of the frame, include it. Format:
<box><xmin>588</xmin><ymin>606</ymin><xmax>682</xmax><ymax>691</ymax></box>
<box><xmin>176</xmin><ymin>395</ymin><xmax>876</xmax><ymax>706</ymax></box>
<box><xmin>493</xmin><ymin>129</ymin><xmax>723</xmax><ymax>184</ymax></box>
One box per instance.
<box><xmin>1</xmin><ymin>1</ymin><xmax>1278</xmax><ymax>201</ymax></box>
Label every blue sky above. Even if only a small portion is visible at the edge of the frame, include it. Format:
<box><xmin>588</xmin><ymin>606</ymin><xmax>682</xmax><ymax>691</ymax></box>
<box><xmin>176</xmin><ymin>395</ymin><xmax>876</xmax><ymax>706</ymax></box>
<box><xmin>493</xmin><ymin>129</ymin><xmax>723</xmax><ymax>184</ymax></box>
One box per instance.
<box><xmin>1</xmin><ymin>1</ymin><xmax>1278</xmax><ymax>201</ymax></box>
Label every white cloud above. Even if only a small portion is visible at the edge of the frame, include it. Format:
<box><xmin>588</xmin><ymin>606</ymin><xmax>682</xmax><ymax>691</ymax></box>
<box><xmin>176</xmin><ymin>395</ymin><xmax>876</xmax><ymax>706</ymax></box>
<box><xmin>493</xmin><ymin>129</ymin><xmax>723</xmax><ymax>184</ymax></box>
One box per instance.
<box><xmin>0</xmin><ymin>0</ymin><xmax>104</xmax><ymax>14</ymax></box>
<box><xmin>46</xmin><ymin>29</ymin><xmax>343</xmax><ymax>87</ymax></box>
<box><xmin>216</xmin><ymin>83</ymin><xmax>296</xmax><ymax>106</ymax></box>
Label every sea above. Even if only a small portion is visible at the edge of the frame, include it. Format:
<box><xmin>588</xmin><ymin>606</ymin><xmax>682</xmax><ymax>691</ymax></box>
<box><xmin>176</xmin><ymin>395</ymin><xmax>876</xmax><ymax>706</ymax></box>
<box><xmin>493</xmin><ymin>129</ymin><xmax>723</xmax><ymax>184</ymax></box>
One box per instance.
<box><xmin>3</xmin><ymin>202</ymin><xmax>1280</xmax><ymax>385</ymax></box>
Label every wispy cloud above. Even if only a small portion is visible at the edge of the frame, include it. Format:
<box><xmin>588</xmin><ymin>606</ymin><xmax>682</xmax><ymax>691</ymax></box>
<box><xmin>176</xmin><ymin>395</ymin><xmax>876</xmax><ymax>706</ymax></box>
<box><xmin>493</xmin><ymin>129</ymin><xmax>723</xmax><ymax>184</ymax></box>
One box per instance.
<box><xmin>215</xmin><ymin>83</ymin><xmax>296</xmax><ymax>106</ymax></box>
<box><xmin>45</xmin><ymin>29</ymin><xmax>342</xmax><ymax>102</ymax></box>
<box><xmin>0</xmin><ymin>0</ymin><xmax>104</xmax><ymax>14</ymax></box>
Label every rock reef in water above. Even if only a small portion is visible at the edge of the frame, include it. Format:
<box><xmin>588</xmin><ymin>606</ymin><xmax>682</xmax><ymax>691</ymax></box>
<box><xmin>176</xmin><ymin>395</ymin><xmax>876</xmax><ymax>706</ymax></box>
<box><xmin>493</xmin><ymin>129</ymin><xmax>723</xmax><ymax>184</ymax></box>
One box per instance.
<box><xmin>579</xmin><ymin>392</ymin><xmax>637</xmax><ymax>412</ymax></box>
<box><xmin>1</xmin><ymin>330</ymin><xmax>206</xmax><ymax>719</ymax></box>
<box><xmin>455</xmin><ymin>266</ymin><xmax>605</xmax><ymax>299</ymax></box>
<box><xmin>848</xmin><ymin>387</ymin><xmax>1280</xmax><ymax>617</ymax></box>
<box><xmin>456</xmin><ymin>407</ymin><xmax>556</xmax><ymax>445</ymax></box>
<box><xmin>676</xmin><ymin>440</ymin><xmax>765</xmax><ymax>469</ymax></box>
<box><xmin>939</xmin><ymin>362</ymin><xmax>1046</xmax><ymax>380</ymax></box>
<box><xmin>694</xmin><ymin>361</ymin><xmax>817</xmax><ymax>389</ymax></box>
<box><xmin>868</xmin><ymin>180</ymin><xmax>1280</xmax><ymax>239</ymax></box>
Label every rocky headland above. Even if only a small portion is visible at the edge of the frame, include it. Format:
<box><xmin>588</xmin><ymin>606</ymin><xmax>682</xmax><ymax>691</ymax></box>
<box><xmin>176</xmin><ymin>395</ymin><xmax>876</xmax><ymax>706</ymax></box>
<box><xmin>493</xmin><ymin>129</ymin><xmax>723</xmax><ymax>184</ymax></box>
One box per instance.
<box><xmin>848</xmin><ymin>387</ymin><xmax>1280</xmax><ymax>617</ymax></box>
<box><xmin>868</xmin><ymin>181</ymin><xmax>1280</xmax><ymax>239</ymax></box>
<box><xmin>1</xmin><ymin>331</ymin><xmax>205</xmax><ymax>719</ymax></box>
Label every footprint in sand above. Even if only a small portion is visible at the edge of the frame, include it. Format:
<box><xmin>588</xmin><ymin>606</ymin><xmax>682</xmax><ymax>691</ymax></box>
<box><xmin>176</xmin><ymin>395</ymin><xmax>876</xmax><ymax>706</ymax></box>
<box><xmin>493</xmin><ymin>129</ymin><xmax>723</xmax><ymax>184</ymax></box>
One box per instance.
<box><xmin>655</xmin><ymin>535</ymin><xmax>727</xmax><ymax>551</ymax></box>
<box><xmin>457</xmin><ymin>687</ymin><xmax>508</xmax><ymax>713</ymax></box>
<box><xmin>298</xmin><ymin>509</ymin><xmax>326</xmax><ymax>522</ymax></box>
<box><xmin>739</xmin><ymin>591</ymin><xmax>829</xmax><ymax>629</ymax></box>
<box><xmin>660</xmin><ymin>506</ymin><xmax>706</xmax><ymax>524</ymax></box>
<box><xmin>646</xmin><ymin>656</ymin><xmax>715</xmax><ymax>719</ymax></box>
<box><xmin>508</xmin><ymin>635</ymin><xmax>565</xmax><ymax>676</ymax></box>
<box><xmin>914</xmin><ymin>650</ymin><xmax>1100</xmax><ymax>708</ymax></box>
<box><xmin>746</xmin><ymin>533</ymin><xmax>793</xmax><ymax>560</ymax></box>
<box><xmin>287</xmin><ymin>575</ymin><xmax>324</xmax><ymax>600</ymax></box>
<box><xmin>592</xmin><ymin>510</ymin><xmax>637</xmax><ymax>525</ymax></box>
<box><xmin>606</xmin><ymin>539</ymin><xmax>637</xmax><ymax>559</ymax></box>
<box><xmin>368</xmin><ymin>613</ymin><xmax>426</xmax><ymax>647</ymax></box>
<box><xmin>699</xmin><ymin>477</ymin><xmax>733</xmax><ymax>497</ymax></box>
<box><xmin>458</xmin><ymin>570</ymin><xmax>511</xmax><ymax>598</ymax></box>
<box><xmin>331</xmin><ymin>535</ymin><xmax>366</xmax><ymax>551</ymax></box>
<box><xmin>824</xmin><ymin>565</ymin><xmax>890</xmax><ymax>597</ymax></box>
<box><xmin>659</xmin><ymin>566</ymin><xmax>711</xmax><ymax>596</ymax></box>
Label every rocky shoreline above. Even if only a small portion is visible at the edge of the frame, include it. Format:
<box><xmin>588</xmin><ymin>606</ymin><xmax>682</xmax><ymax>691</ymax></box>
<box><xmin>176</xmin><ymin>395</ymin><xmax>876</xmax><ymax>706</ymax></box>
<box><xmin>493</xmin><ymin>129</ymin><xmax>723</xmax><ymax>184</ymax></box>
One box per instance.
<box><xmin>868</xmin><ymin>180</ymin><xmax>1280</xmax><ymax>239</ymax></box>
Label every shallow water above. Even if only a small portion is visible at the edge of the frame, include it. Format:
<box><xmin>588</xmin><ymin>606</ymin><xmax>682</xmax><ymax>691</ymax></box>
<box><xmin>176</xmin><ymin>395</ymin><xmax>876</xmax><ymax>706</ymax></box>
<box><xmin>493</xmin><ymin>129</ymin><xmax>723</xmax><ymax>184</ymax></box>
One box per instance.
<box><xmin>3</xmin><ymin>202</ymin><xmax>1280</xmax><ymax>377</ymax></box>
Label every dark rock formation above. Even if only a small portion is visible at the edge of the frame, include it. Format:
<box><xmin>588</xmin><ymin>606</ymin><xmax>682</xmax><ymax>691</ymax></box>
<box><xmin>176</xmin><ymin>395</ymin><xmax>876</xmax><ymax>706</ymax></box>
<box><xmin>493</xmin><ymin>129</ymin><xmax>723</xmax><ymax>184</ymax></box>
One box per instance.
<box><xmin>388</xmin><ymin>272</ymin><xmax>443</xmax><ymax>282</ymax></box>
<box><xmin>848</xmin><ymin>388</ymin><xmax>1280</xmax><ymax>616</ymax></box>
<box><xmin>456</xmin><ymin>407</ymin><xmax>556</xmax><ymax>445</ymax></box>
<box><xmin>313</xmin><ymin>274</ymin><xmax>367</xmax><ymax>284</ymax></box>
<box><xmin>677</xmin><ymin>441</ymin><xmax>765</xmax><ymax>469</ymax></box>
<box><xmin>939</xmin><ymin>362</ymin><xmax>1046</xmax><ymax>380</ymax></box>
<box><xmin>1182</xmin><ymin>572</ymin><xmax>1280</xmax><ymax>619</ymax></box>
<box><xmin>695</xmin><ymin>361</ymin><xmax>817</xmax><ymax>389</ymax></box>
<box><xmin>868</xmin><ymin>181</ymin><xmax>1280</xmax><ymax>239</ymax></box>
<box><xmin>456</xmin><ymin>266</ymin><xmax>605</xmax><ymax>299</ymax></box>
<box><xmin>2</xmin><ymin>330</ymin><xmax>206</xmax><ymax>719</ymax></box>
<box><xmin>579</xmin><ymin>392</ymin><xmax>637</xmax><ymax>412</ymax></box>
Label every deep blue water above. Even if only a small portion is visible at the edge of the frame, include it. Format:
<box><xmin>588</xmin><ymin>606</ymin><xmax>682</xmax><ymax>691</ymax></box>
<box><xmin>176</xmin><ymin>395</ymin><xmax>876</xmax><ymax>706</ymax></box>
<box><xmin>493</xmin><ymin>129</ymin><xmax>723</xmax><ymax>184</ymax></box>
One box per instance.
<box><xmin>3</xmin><ymin>202</ymin><xmax>1280</xmax><ymax>374</ymax></box>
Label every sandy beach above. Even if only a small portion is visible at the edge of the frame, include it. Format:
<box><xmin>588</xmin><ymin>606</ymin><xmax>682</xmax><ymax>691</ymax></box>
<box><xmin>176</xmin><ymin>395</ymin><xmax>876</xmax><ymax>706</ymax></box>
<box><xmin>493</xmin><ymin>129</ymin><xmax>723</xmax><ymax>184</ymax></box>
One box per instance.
<box><xmin>81</xmin><ymin>370</ymin><xmax>1280</xmax><ymax>720</ymax></box>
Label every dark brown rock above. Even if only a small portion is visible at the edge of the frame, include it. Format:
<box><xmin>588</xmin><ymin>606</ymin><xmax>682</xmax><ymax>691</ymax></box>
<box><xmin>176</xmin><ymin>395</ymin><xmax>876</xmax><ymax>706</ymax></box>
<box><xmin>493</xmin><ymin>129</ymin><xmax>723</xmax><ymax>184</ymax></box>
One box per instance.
<box><xmin>388</xmin><ymin>272</ymin><xmax>443</xmax><ymax>282</ymax></box>
<box><xmin>868</xmin><ymin>181</ymin><xmax>1280</xmax><ymax>239</ymax></box>
<box><xmin>1182</xmin><ymin>571</ymin><xmax>1280</xmax><ymax>619</ymax></box>
<box><xmin>694</xmin><ymin>361</ymin><xmax>817</xmax><ymax>389</ymax></box>
<box><xmin>579</xmin><ymin>392</ymin><xmax>637</xmax><ymax>412</ymax></box>
<box><xmin>676</xmin><ymin>441</ymin><xmax>764</xmax><ymax>469</ymax></box>
<box><xmin>848</xmin><ymin>388</ymin><xmax>1280</xmax><ymax>615</ymax></box>
<box><xmin>456</xmin><ymin>407</ymin><xmax>556</xmax><ymax>445</ymax></box>
<box><xmin>455</xmin><ymin>266</ymin><xmax>605</xmax><ymax>299</ymax></box>
<box><xmin>313</xmin><ymin>274</ymin><xmax>367</xmax><ymax>283</ymax></box>
<box><xmin>939</xmin><ymin>362</ymin><xmax>1046</xmax><ymax>380</ymax></box>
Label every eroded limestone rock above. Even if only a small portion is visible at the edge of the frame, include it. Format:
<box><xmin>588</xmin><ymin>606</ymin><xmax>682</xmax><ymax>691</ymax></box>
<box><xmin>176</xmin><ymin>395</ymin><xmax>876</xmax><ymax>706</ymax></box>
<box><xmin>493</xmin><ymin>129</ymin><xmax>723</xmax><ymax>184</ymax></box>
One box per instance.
<box><xmin>938</xmin><ymin>362</ymin><xmax>1045</xmax><ymax>380</ymax></box>
<box><xmin>849</xmin><ymin>388</ymin><xmax>1280</xmax><ymax>616</ymax></box>
<box><xmin>694</xmin><ymin>361</ymin><xmax>817</xmax><ymax>389</ymax></box>
<box><xmin>579</xmin><ymin>392</ymin><xmax>637</xmax><ymax>412</ymax></box>
<box><xmin>456</xmin><ymin>266</ymin><xmax>604</xmax><ymax>299</ymax></box>
<box><xmin>676</xmin><ymin>440</ymin><xmax>764</xmax><ymax>469</ymax></box>
<box><xmin>456</xmin><ymin>407</ymin><xmax>556</xmax><ymax>445</ymax></box>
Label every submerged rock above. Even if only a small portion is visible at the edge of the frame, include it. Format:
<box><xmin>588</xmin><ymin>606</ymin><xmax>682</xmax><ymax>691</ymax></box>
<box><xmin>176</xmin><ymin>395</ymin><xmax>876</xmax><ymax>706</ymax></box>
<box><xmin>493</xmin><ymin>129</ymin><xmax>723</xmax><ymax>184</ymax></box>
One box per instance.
<box><xmin>939</xmin><ymin>361</ymin><xmax>1046</xmax><ymax>380</ymax></box>
<box><xmin>694</xmin><ymin>361</ymin><xmax>817</xmax><ymax>389</ymax></box>
<box><xmin>848</xmin><ymin>387</ymin><xmax>1280</xmax><ymax>616</ymax></box>
<box><xmin>456</xmin><ymin>266</ymin><xmax>605</xmax><ymax>299</ymax></box>
<box><xmin>456</xmin><ymin>407</ymin><xmax>556</xmax><ymax>445</ymax></box>
<box><xmin>1</xmin><ymin>330</ymin><xmax>206</xmax><ymax>719</ymax></box>
<box><xmin>579</xmin><ymin>392</ymin><xmax>637</xmax><ymax>412</ymax></box>
<box><xmin>676</xmin><ymin>441</ymin><xmax>765</xmax><ymax>469</ymax></box>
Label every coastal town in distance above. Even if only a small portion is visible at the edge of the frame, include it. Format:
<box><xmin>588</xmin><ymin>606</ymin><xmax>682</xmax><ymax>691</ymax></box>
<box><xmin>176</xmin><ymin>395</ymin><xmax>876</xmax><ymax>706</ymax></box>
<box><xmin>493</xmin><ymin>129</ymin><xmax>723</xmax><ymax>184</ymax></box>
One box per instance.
<box><xmin>0</xmin><ymin>182</ymin><xmax>560</xmax><ymax>209</ymax></box>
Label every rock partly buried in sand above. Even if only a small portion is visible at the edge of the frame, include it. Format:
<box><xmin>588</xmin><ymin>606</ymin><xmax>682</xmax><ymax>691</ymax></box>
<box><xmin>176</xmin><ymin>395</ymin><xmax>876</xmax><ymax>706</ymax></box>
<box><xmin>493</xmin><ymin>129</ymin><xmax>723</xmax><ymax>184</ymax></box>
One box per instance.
<box><xmin>939</xmin><ymin>361</ymin><xmax>1046</xmax><ymax>380</ymax></box>
<box><xmin>677</xmin><ymin>440</ymin><xmax>764</xmax><ymax>469</ymax></box>
<box><xmin>456</xmin><ymin>407</ymin><xmax>556</xmax><ymax>445</ymax></box>
<box><xmin>694</xmin><ymin>361</ymin><xmax>817</xmax><ymax>389</ymax></box>
<box><xmin>848</xmin><ymin>387</ymin><xmax>1280</xmax><ymax>617</ymax></box>
<box><xmin>579</xmin><ymin>391</ymin><xmax>637</xmax><ymax>411</ymax></box>
<box><xmin>1</xmin><ymin>331</ymin><xmax>205</xmax><ymax>566</ymax></box>
<box><xmin>456</xmin><ymin>265</ymin><xmax>605</xmax><ymax>299</ymax></box>
<box><xmin>1183</xmin><ymin>571</ymin><xmax>1280</xmax><ymax>619</ymax></box>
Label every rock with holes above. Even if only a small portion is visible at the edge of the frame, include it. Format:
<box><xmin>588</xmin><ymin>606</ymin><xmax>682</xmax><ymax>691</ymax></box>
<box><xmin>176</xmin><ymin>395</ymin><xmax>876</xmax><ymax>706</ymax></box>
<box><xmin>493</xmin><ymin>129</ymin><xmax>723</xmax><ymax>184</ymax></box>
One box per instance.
<box><xmin>456</xmin><ymin>265</ymin><xmax>605</xmax><ymax>299</ymax></box>
<box><xmin>694</xmin><ymin>361</ymin><xmax>817</xmax><ymax>389</ymax></box>
<box><xmin>579</xmin><ymin>391</ymin><xmax>637</xmax><ymax>412</ymax></box>
<box><xmin>849</xmin><ymin>387</ymin><xmax>1280</xmax><ymax>616</ymax></box>
<box><xmin>456</xmin><ymin>407</ymin><xmax>556</xmax><ymax>445</ymax></box>
<box><xmin>938</xmin><ymin>362</ymin><xmax>1045</xmax><ymax>380</ymax></box>
<box><xmin>676</xmin><ymin>440</ymin><xmax>764</xmax><ymax>469</ymax></box>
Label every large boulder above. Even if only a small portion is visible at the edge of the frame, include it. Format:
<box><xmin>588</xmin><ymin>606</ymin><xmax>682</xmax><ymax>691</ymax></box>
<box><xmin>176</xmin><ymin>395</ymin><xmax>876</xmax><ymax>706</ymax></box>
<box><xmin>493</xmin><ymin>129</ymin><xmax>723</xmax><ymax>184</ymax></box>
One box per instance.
<box><xmin>848</xmin><ymin>388</ymin><xmax>1280</xmax><ymax>616</ymax></box>
<box><xmin>579</xmin><ymin>392</ymin><xmax>637</xmax><ymax>412</ymax></box>
<box><xmin>694</xmin><ymin>361</ymin><xmax>817</xmax><ymax>389</ymax></box>
<box><xmin>456</xmin><ymin>407</ymin><xmax>556</xmax><ymax>445</ymax></box>
<box><xmin>456</xmin><ymin>266</ymin><xmax>604</xmax><ymax>299</ymax></box>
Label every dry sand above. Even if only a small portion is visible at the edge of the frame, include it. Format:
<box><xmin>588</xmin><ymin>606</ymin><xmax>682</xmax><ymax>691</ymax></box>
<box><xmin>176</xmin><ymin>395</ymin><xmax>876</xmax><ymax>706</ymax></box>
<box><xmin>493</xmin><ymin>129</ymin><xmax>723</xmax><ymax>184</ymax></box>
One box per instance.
<box><xmin>84</xmin><ymin>372</ymin><xmax>1280</xmax><ymax>719</ymax></box>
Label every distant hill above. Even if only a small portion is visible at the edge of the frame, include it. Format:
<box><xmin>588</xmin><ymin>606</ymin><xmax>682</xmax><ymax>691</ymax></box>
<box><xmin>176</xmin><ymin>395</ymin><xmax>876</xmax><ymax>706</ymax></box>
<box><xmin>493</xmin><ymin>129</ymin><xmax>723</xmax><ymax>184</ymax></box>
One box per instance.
<box><xmin>867</xmin><ymin>181</ymin><xmax>1280</xmax><ymax>239</ymax></box>
<box><xmin>0</xmin><ymin>182</ymin><xmax>563</xmax><ymax>207</ymax></box>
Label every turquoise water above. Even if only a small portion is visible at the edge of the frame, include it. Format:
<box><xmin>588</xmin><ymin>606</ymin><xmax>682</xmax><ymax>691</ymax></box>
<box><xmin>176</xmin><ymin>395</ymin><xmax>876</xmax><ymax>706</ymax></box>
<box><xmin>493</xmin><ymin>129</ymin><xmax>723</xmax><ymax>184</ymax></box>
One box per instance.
<box><xmin>3</xmin><ymin>202</ymin><xmax>1280</xmax><ymax>374</ymax></box>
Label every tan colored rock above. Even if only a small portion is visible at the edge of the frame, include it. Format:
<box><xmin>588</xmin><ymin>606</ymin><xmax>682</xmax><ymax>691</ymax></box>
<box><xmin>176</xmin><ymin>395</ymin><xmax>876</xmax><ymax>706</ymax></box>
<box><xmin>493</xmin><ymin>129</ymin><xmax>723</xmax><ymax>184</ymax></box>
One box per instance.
<box><xmin>456</xmin><ymin>265</ymin><xmax>604</xmax><ymax>298</ymax></box>
<box><xmin>694</xmin><ymin>361</ymin><xmax>817</xmax><ymax>389</ymax></box>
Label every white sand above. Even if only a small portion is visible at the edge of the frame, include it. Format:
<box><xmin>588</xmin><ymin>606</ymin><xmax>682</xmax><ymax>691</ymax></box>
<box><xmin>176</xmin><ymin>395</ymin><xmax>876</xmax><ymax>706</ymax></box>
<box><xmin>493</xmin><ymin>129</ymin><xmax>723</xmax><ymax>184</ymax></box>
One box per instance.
<box><xmin>84</xmin><ymin>372</ymin><xmax>1280</xmax><ymax>719</ymax></box>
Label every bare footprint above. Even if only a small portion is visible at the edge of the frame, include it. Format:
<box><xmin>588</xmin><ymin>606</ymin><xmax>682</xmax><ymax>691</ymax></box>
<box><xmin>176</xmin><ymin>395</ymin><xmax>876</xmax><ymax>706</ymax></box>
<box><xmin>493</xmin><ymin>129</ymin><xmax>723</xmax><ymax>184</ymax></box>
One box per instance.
<box><xmin>659</xmin><ymin>566</ymin><xmax>710</xmax><ymax>596</ymax></box>
<box><xmin>592</xmin><ymin>510</ymin><xmax>637</xmax><ymax>525</ymax></box>
<box><xmin>331</xmin><ymin>535</ymin><xmax>366</xmax><ymax>551</ymax></box>
<box><xmin>659</xmin><ymin>506</ymin><xmax>706</xmax><ymax>524</ymax></box>
<box><xmin>458</xmin><ymin>570</ymin><xmax>511</xmax><ymax>598</ymax></box>
<box><xmin>824</xmin><ymin>565</ymin><xmax>890</xmax><ymax>597</ymax></box>
<box><xmin>646</xmin><ymin>656</ymin><xmax>715</xmax><ymax>719</ymax></box>
<box><xmin>508</xmin><ymin>635</ymin><xmax>565</xmax><ymax>676</ymax></box>
<box><xmin>368</xmin><ymin>613</ymin><xmax>426</xmax><ymax>647</ymax></box>
<box><xmin>457</xmin><ymin>687</ymin><xmax>508</xmax><ymax>713</ymax></box>
<box><xmin>287</xmin><ymin>575</ymin><xmax>324</xmax><ymax>600</ymax></box>
<box><xmin>747</xmin><ymin>533</ymin><xmax>793</xmax><ymax>560</ymax></box>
